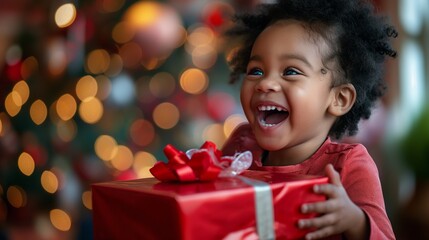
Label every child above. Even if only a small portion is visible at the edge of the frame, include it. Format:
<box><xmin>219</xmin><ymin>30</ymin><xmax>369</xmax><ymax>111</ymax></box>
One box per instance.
<box><xmin>222</xmin><ymin>0</ymin><xmax>397</xmax><ymax>239</ymax></box>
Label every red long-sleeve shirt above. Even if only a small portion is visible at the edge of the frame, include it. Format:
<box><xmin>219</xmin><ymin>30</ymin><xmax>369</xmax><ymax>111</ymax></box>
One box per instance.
<box><xmin>222</xmin><ymin>124</ymin><xmax>395</xmax><ymax>239</ymax></box>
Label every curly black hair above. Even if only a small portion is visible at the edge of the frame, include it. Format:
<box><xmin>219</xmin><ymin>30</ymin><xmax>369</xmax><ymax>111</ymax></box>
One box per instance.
<box><xmin>226</xmin><ymin>0</ymin><xmax>397</xmax><ymax>139</ymax></box>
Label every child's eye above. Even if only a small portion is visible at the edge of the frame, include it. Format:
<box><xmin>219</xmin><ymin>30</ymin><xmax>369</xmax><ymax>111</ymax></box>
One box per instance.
<box><xmin>247</xmin><ymin>68</ymin><xmax>264</xmax><ymax>76</ymax></box>
<box><xmin>283</xmin><ymin>68</ymin><xmax>301</xmax><ymax>76</ymax></box>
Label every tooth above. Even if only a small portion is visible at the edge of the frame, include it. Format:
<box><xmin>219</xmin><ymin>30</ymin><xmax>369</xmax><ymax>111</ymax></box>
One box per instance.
<box><xmin>276</xmin><ymin>107</ymin><xmax>282</xmax><ymax>111</ymax></box>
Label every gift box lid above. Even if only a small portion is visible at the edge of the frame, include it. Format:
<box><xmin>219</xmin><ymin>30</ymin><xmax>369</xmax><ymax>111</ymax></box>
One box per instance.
<box><xmin>92</xmin><ymin>170</ymin><xmax>328</xmax><ymax>240</ymax></box>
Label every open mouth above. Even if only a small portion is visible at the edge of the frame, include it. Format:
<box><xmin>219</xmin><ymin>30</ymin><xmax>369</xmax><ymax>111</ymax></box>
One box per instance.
<box><xmin>257</xmin><ymin>105</ymin><xmax>289</xmax><ymax>127</ymax></box>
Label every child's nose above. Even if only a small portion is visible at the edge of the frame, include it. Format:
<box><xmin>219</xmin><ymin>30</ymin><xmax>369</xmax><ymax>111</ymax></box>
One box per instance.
<box><xmin>255</xmin><ymin>76</ymin><xmax>281</xmax><ymax>93</ymax></box>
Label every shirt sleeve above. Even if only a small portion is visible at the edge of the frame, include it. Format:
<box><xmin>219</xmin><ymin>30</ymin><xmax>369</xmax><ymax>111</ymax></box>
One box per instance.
<box><xmin>339</xmin><ymin>144</ymin><xmax>396</xmax><ymax>240</ymax></box>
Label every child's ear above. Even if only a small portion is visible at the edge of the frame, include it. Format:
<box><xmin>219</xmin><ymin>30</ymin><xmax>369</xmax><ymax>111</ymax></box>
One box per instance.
<box><xmin>328</xmin><ymin>83</ymin><xmax>356</xmax><ymax>117</ymax></box>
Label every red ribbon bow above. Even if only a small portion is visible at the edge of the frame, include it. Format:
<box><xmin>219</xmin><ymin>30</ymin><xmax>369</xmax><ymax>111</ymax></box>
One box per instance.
<box><xmin>150</xmin><ymin>141</ymin><xmax>235</xmax><ymax>182</ymax></box>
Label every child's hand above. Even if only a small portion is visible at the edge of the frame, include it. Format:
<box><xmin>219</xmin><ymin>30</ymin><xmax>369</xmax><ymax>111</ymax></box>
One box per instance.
<box><xmin>298</xmin><ymin>164</ymin><xmax>368</xmax><ymax>240</ymax></box>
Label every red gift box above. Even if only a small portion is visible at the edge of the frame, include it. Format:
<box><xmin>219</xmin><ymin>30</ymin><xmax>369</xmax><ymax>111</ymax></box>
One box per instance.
<box><xmin>92</xmin><ymin>170</ymin><xmax>328</xmax><ymax>240</ymax></box>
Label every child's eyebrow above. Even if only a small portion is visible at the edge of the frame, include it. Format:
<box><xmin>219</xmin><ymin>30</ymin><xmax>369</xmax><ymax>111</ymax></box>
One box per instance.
<box><xmin>279</xmin><ymin>54</ymin><xmax>313</xmax><ymax>70</ymax></box>
<box><xmin>248</xmin><ymin>54</ymin><xmax>314</xmax><ymax>70</ymax></box>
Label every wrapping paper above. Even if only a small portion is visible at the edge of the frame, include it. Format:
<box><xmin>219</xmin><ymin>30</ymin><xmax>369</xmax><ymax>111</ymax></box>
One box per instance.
<box><xmin>92</xmin><ymin>170</ymin><xmax>328</xmax><ymax>240</ymax></box>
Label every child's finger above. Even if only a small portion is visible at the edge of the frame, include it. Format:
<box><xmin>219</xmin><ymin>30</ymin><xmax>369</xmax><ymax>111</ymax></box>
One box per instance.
<box><xmin>304</xmin><ymin>225</ymin><xmax>336</xmax><ymax>240</ymax></box>
<box><xmin>301</xmin><ymin>199</ymin><xmax>338</xmax><ymax>214</ymax></box>
<box><xmin>298</xmin><ymin>212</ymin><xmax>337</xmax><ymax>228</ymax></box>
<box><xmin>325</xmin><ymin>164</ymin><xmax>342</xmax><ymax>186</ymax></box>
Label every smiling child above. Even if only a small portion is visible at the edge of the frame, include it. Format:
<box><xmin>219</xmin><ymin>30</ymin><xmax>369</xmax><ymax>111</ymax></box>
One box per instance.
<box><xmin>222</xmin><ymin>0</ymin><xmax>397</xmax><ymax>239</ymax></box>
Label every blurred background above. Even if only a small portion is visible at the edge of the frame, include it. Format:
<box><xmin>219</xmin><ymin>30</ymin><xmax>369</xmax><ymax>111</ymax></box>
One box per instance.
<box><xmin>0</xmin><ymin>0</ymin><xmax>428</xmax><ymax>239</ymax></box>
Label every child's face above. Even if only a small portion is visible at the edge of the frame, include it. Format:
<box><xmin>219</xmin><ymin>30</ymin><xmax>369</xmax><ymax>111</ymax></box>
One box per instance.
<box><xmin>240</xmin><ymin>20</ymin><xmax>338</xmax><ymax>155</ymax></box>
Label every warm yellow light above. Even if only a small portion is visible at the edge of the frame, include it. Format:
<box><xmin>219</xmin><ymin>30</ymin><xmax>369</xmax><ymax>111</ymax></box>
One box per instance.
<box><xmin>5</xmin><ymin>91</ymin><xmax>22</xmax><ymax>117</ymax></box>
<box><xmin>55</xmin><ymin>3</ymin><xmax>77</xmax><ymax>28</ymax></box>
<box><xmin>30</xmin><ymin>99</ymin><xmax>48</xmax><ymax>125</ymax></box>
<box><xmin>78</xmin><ymin>97</ymin><xmax>103</xmax><ymax>124</ymax></box>
<box><xmin>124</xmin><ymin>2</ymin><xmax>161</xmax><ymax>28</ymax></box>
<box><xmin>82</xmin><ymin>191</ymin><xmax>92</xmax><ymax>210</ymax></box>
<box><xmin>50</xmin><ymin>209</ymin><xmax>71</xmax><ymax>231</ymax></box>
<box><xmin>76</xmin><ymin>75</ymin><xmax>98</xmax><ymax>101</ymax></box>
<box><xmin>141</xmin><ymin>58</ymin><xmax>161</xmax><ymax>70</ymax></box>
<box><xmin>179</xmin><ymin>68</ymin><xmax>209</xmax><ymax>94</ymax></box>
<box><xmin>17</xmin><ymin>152</ymin><xmax>35</xmax><ymax>176</ymax></box>
<box><xmin>106</xmin><ymin>54</ymin><xmax>123</xmax><ymax>77</ymax></box>
<box><xmin>192</xmin><ymin>45</ymin><xmax>217</xmax><ymax>69</ymax></box>
<box><xmin>188</xmin><ymin>26</ymin><xmax>214</xmax><ymax>47</ymax></box>
<box><xmin>56</xmin><ymin>120</ymin><xmax>77</xmax><ymax>142</ymax></box>
<box><xmin>6</xmin><ymin>186</ymin><xmax>27</xmax><ymax>208</ymax></box>
<box><xmin>203</xmin><ymin>123</ymin><xmax>226</xmax><ymax>147</ymax></box>
<box><xmin>56</xmin><ymin>94</ymin><xmax>77</xmax><ymax>121</ymax></box>
<box><xmin>152</xmin><ymin>102</ymin><xmax>180</xmax><ymax>129</ymax></box>
<box><xmin>134</xmin><ymin>151</ymin><xmax>156</xmax><ymax>178</ymax></box>
<box><xmin>86</xmin><ymin>49</ymin><xmax>110</xmax><ymax>74</ymax></box>
<box><xmin>110</xmin><ymin>145</ymin><xmax>133</xmax><ymax>171</ymax></box>
<box><xmin>94</xmin><ymin>135</ymin><xmax>118</xmax><ymax>161</ymax></box>
<box><xmin>13</xmin><ymin>81</ymin><xmax>30</xmax><ymax>106</ymax></box>
<box><xmin>223</xmin><ymin>114</ymin><xmax>247</xmax><ymax>138</ymax></box>
<box><xmin>112</xmin><ymin>21</ymin><xmax>135</xmax><ymax>44</ymax></box>
<box><xmin>149</xmin><ymin>72</ymin><xmax>176</xmax><ymax>98</ymax></box>
<box><xmin>41</xmin><ymin>170</ymin><xmax>59</xmax><ymax>194</ymax></box>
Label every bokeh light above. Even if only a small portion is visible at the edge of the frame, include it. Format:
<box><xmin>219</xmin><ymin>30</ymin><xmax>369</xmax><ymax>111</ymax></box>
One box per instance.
<box><xmin>6</xmin><ymin>186</ymin><xmax>27</xmax><ymax>208</ymax></box>
<box><xmin>13</xmin><ymin>80</ymin><xmax>30</xmax><ymax>105</ymax></box>
<box><xmin>153</xmin><ymin>102</ymin><xmax>180</xmax><ymax>129</ymax></box>
<box><xmin>98</xmin><ymin>0</ymin><xmax>125</xmax><ymax>13</ymax></box>
<box><xmin>21</xmin><ymin>56</ymin><xmax>39</xmax><ymax>80</ymax></box>
<box><xmin>202</xmin><ymin>123</ymin><xmax>226</xmax><ymax>148</ymax></box>
<box><xmin>179</xmin><ymin>68</ymin><xmax>209</xmax><ymax>94</ymax></box>
<box><xmin>30</xmin><ymin>99</ymin><xmax>48</xmax><ymax>125</ymax></box>
<box><xmin>123</xmin><ymin>1</ymin><xmax>185</xmax><ymax>59</ymax></box>
<box><xmin>129</xmin><ymin>119</ymin><xmax>155</xmax><ymax>147</ymax></box>
<box><xmin>106</xmin><ymin>54</ymin><xmax>123</xmax><ymax>77</ymax></box>
<box><xmin>5</xmin><ymin>45</ymin><xmax>22</xmax><ymax>66</ymax></box>
<box><xmin>78</xmin><ymin>97</ymin><xmax>104</xmax><ymax>124</ymax></box>
<box><xmin>133</xmin><ymin>151</ymin><xmax>156</xmax><ymax>178</ymax></box>
<box><xmin>76</xmin><ymin>75</ymin><xmax>98</xmax><ymax>101</ymax></box>
<box><xmin>124</xmin><ymin>2</ymin><xmax>161</xmax><ymax>28</ymax></box>
<box><xmin>187</xmin><ymin>26</ymin><xmax>215</xmax><ymax>49</ymax></box>
<box><xmin>56</xmin><ymin>120</ymin><xmax>77</xmax><ymax>142</ymax></box>
<box><xmin>110</xmin><ymin>145</ymin><xmax>133</xmax><ymax>171</ymax></box>
<box><xmin>118</xmin><ymin>42</ymin><xmax>143</xmax><ymax>68</ymax></box>
<box><xmin>207</xmin><ymin>92</ymin><xmax>237</xmax><ymax>121</ymax></box>
<box><xmin>55</xmin><ymin>3</ymin><xmax>77</xmax><ymax>28</ymax></box>
<box><xmin>95</xmin><ymin>75</ymin><xmax>112</xmax><ymax>100</ymax></box>
<box><xmin>149</xmin><ymin>72</ymin><xmax>176</xmax><ymax>98</ymax></box>
<box><xmin>56</xmin><ymin>94</ymin><xmax>77</xmax><ymax>121</ymax></box>
<box><xmin>86</xmin><ymin>49</ymin><xmax>110</xmax><ymax>75</ymax></box>
<box><xmin>112</xmin><ymin>21</ymin><xmax>135</xmax><ymax>44</ymax></box>
<box><xmin>4</xmin><ymin>91</ymin><xmax>22</xmax><ymax>117</ymax></box>
<box><xmin>50</xmin><ymin>209</ymin><xmax>71</xmax><ymax>231</ymax></box>
<box><xmin>82</xmin><ymin>191</ymin><xmax>92</xmax><ymax>210</ymax></box>
<box><xmin>94</xmin><ymin>135</ymin><xmax>118</xmax><ymax>161</ymax></box>
<box><xmin>18</xmin><ymin>152</ymin><xmax>35</xmax><ymax>176</ymax></box>
<box><xmin>47</xmin><ymin>38</ymin><xmax>67</xmax><ymax>77</ymax></box>
<box><xmin>109</xmin><ymin>74</ymin><xmax>135</xmax><ymax>106</ymax></box>
<box><xmin>41</xmin><ymin>170</ymin><xmax>59</xmax><ymax>194</ymax></box>
<box><xmin>223</xmin><ymin>114</ymin><xmax>247</xmax><ymax>138</ymax></box>
<box><xmin>192</xmin><ymin>45</ymin><xmax>217</xmax><ymax>69</ymax></box>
